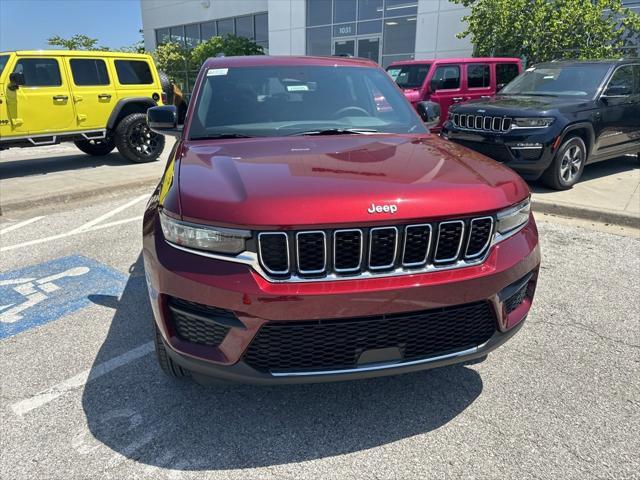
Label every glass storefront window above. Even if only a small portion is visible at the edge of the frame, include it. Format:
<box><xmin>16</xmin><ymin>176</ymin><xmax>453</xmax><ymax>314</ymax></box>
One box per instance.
<box><xmin>170</xmin><ymin>25</ymin><xmax>185</xmax><ymax>45</ymax></box>
<box><xmin>333</xmin><ymin>23</ymin><xmax>356</xmax><ymax>37</ymax></box>
<box><xmin>383</xmin><ymin>16</ymin><xmax>416</xmax><ymax>55</ymax></box>
<box><xmin>357</xmin><ymin>19</ymin><xmax>382</xmax><ymax>35</ymax></box>
<box><xmin>385</xmin><ymin>0</ymin><xmax>418</xmax><ymax>16</ymax></box>
<box><xmin>358</xmin><ymin>0</ymin><xmax>383</xmax><ymax>20</ymax></box>
<box><xmin>156</xmin><ymin>28</ymin><xmax>170</xmax><ymax>45</ymax></box>
<box><xmin>307</xmin><ymin>26</ymin><xmax>332</xmax><ymax>55</ymax></box>
<box><xmin>201</xmin><ymin>21</ymin><xmax>216</xmax><ymax>41</ymax></box>
<box><xmin>307</xmin><ymin>0</ymin><xmax>332</xmax><ymax>26</ymax></box>
<box><xmin>185</xmin><ymin>24</ymin><xmax>200</xmax><ymax>48</ymax></box>
<box><xmin>255</xmin><ymin>13</ymin><xmax>268</xmax><ymax>42</ymax></box>
<box><xmin>217</xmin><ymin>18</ymin><xmax>234</xmax><ymax>36</ymax></box>
<box><xmin>235</xmin><ymin>16</ymin><xmax>254</xmax><ymax>39</ymax></box>
<box><xmin>333</xmin><ymin>0</ymin><xmax>356</xmax><ymax>23</ymax></box>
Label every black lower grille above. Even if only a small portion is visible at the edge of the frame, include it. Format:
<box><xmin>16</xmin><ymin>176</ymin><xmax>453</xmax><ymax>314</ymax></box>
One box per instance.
<box><xmin>243</xmin><ymin>302</ymin><xmax>496</xmax><ymax>373</ymax></box>
<box><xmin>168</xmin><ymin>298</ymin><xmax>232</xmax><ymax>347</ymax></box>
<box><xmin>504</xmin><ymin>283</ymin><xmax>528</xmax><ymax>314</ymax></box>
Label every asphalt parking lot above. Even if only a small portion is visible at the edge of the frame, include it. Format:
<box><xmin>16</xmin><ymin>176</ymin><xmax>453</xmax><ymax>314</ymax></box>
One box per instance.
<box><xmin>1</xmin><ymin>190</ymin><xmax>639</xmax><ymax>479</ymax></box>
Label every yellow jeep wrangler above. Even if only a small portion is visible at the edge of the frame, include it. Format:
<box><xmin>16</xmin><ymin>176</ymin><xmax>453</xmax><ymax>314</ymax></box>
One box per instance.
<box><xmin>0</xmin><ymin>50</ymin><xmax>170</xmax><ymax>163</ymax></box>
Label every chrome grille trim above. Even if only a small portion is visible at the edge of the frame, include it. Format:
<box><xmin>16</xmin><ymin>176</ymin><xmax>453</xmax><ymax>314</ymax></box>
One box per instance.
<box><xmin>333</xmin><ymin>229</ymin><xmax>363</xmax><ymax>273</ymax></box>
<box><xmin>452</xmin><ymin>114</ymin><xmax>513</xmax><ymax>133</ymax></box>
<box><xmin>402</xmin><ymin>224</ymin><xmax>432</xmax><ymax>267</ymax></box>
<box><xmin>464</xmin><ymin>217</ymin><xmax>494</xmax><ymax>260</ymax></box>
<box><xmin>434</xmin><ymin>220</ymin><xmax>465</xmax><ymax>264</ymax></box>
<box><xmin>296</xmin><ymin>231</ymin><xmax>327</xmax><ymax>275</ymax></box>
<box><xmin>368</xmin><ymin>226</ymin><xmax>399</xmax><ymax>270</ymax></box>
<box><xmin>257</xmin><ymin>232</ymin><xmax>290</xmax><ymax>275</ymax></box>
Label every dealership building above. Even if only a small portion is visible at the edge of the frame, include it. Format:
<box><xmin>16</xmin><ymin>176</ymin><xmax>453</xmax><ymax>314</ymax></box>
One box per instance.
<box><xmin>141</xmin><ymin>0</ymin><xmax>640</xmax><ymax>91</ymax></box>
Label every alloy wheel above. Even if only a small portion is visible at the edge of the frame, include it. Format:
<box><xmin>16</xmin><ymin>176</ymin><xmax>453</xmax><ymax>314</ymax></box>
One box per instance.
<box><xmin>559</xmin><ymin>144</ymin><xmax>584</xmax><ymax>183</ymax></box>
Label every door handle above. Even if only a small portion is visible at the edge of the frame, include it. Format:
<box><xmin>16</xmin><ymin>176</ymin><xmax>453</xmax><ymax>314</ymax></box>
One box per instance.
<box><xmin>480</xmin><ymin>95</ymin><xmax>491</xmax><ymax>99</ymax></box>
<box><xmin>53</xmin><ymin>95</ymin><xmax>68</xmax><ymax>101</ymax></box>
<box><xmin>98</xmin><ymin>93</ymin><xmax>112</xmax><ymax>100</ymax></box>
<box><xmin>452</xmin><ymin>97</ymin><xmax>464</xmax><ymax>102</ymax></box>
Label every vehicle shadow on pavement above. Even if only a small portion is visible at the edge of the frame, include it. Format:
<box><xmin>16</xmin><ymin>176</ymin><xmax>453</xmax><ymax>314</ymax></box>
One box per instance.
<box><xmin>82</xmin><ymin>254</ymin><xmax>484</xmax><ymax>471</ymax></box>
<box><xmin>0</xmin><ymin>152</ymin><xmax>130</xmax><ymax>179</ymax></box>
<box><xmin>530</xmin><ymin>155</ymin><xmax>639</xmax><ymax>193</ymax></box>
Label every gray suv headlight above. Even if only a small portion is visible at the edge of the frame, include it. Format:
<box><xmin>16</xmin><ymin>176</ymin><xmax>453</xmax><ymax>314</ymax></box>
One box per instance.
<box><xmin>495</xmin><ymin>198</ymin><xmax>531</xmax><ymax>241</ymax></box>
<box><xmin>513</xmin><ymin>117</ymin><xmax>555</xmax><ymax>128</ymax></box>
<box><xmin>159</xmin><ymin>211</ymin><xmax>250</xmax><ymax>254</ymax></box>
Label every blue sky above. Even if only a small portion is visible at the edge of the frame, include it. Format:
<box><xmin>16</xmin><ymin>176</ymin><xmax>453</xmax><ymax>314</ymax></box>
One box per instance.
<box><xmin>0</xmin><ymin>0</ymin><xmax>142</xmax><ymax>51</ymax></box>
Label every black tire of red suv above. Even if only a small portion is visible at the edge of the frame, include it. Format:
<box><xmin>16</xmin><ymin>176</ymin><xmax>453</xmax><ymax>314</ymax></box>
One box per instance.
<box><xmin>74</xmin><ymin>138</ymin><xmax>115</xmax><ymax>156</ymax></box>
<box><xmin>154</xmin><ymin>323</ymin><xmax>188</xmax><ymax>378</ymax></box>
<box><xmin>114</xmin><ymin>113</ymin><xmax>165</xmax><ymax>163</ymax></box>
<box><xmin>541</xmin><ymin>136</ymin><xmax>587</xmax><ymax>190</ymax></box>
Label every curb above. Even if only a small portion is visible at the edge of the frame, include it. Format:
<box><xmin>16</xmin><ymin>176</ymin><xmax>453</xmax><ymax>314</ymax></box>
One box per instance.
<box><xmin>531</xmin><ymin>198</ymin><xmax>639</xmax><ymax>228</ymax></box>
<box><xmin>0</xmin><ymin>176</ymin><xmax>159</xmax><ymax>216</ymax></box>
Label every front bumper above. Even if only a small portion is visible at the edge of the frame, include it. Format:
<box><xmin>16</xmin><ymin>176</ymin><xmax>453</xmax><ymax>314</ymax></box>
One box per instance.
<box><xmin>442</xmin><ymin>122</ymin><xmax>560</xmax><ymax>180</ymax></box>
<box><xmin>143</xmin><ymin>210</ymin><xmax>541</xmax><ymax>384</ymax></box>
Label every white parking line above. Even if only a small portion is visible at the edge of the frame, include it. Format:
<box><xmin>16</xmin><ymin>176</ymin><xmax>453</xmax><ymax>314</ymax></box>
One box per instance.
<box><xmin>0</xmin><ymin>216</ymin><xmax>45</xmax><ymax>235</ymax></box>
<box><xmin>0</xmin><ymin>216</ymin><xmax>142</xmax><ymax>253</ymax></box>
<box><xmin>10</xmin><ymin>341</ymin><xmax>154</xmax><ymax>417</ymax></box>
<box><xmin>69</xmin><ymin>194</ymin><xmax>148</xmax><ymax>234</ymax></box>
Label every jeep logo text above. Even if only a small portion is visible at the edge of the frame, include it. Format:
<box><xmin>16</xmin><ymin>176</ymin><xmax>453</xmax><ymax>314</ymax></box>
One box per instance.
<box><xmin>367</xmin><ymin>203</ymin><xmax>398</xmax><ymax>214</ymax></box>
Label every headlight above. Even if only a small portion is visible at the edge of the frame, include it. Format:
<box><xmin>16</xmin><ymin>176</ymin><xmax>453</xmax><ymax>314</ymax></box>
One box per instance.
<box><xmin>159</xmin><ymin>211</ymin><xmax>250</xmax><ymax>254</ymax></box>
<box><xmin>513</xmin><ymin>117</ymin><xmax>555</xmax><ymax>128</ymax></box>
<box><xmin>496</xmin><ymin>198</ymin><xmax>531</xmax><ymax>239</ymax></box>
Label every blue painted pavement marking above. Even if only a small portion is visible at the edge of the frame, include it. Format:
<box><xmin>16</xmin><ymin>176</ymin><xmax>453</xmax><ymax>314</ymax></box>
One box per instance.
<box><xmin>0</xmin><ymin>255</ymin><xmax>127</xmax><ymax>340</ymax></box>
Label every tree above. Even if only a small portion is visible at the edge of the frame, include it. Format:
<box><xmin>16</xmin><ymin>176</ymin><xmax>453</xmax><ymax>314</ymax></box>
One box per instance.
<box><xmin>152</xmin><ymin>41</ymin><xmax>190</xmax><ymax>75</ymax></box>
<box><xmin>47</xmin><ymin>34</ymin><xmax>107</xmax><ymax>51</ymax></box>
<box><xmin>190</xmin><ymin>35</ymin><xmax>264</xmax><ymax>69</ymax></box>
<box><xmin>452</xmin><ymin>0</ymin><xmax>640</xmax><ymax>64</ymax></box>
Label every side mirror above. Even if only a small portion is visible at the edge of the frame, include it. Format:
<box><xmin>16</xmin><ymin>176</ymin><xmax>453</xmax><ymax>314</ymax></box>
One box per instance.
<box><xmin>496</xmin><ymin>83</ymin><xmax>507</xmax><ymax>92</ymax></box>
<box><xmin>8</xmin><ymin>72</ymin><xmax>25</xmax><ymax>90</ymax></box>
<box><xmin>147</xmin><ymin>105</ymin><xmax>181</xmax><ymax>137</ymax></box>
<box><xmin>416</xmin><ymin>101</ymin><xmax>440</xmax><ymax>127</ymax></box>
<box><xmin>429</xmin><ymin>78</ymin><xmax>442</xmax><ymax>93</ymax></box>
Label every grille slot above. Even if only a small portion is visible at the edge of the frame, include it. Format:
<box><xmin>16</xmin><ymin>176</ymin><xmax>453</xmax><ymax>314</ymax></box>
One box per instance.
<box><xmin>452</xmin><ymin>114</ymin><xmax>513</xmax><ymax>133</ymax></box>
<box><xmin>258</xmin><ymin>232</ymin><xmax>289</xmax><ymax>275</ymax></box>
<box><xmin>434</xmin><ymin>221</ymin><xmax>465</xmax><ymax>263</ymax></box>
<box><xmin>402</xmin><ymin>224</ymin><xmax>431</xmax><ymax>266</ymax></box>
<box><xmin>368</xmin><ymin>227</ymin><xmax>398</xmax><ymax>270</ymax></box>
<box><xmin>243</xmin><ymin>302</ymin><xmax>496</xmax><ymax>373</ymax></box>
<box><xmin>465</xmin><ymin>217</ymin><xmax>494</xmax><ymax>259</ymax></box>
<box><xmin>296</xmin><ymin>231</ymin><xmax>326</xmax><ymax>274</ymax></box>
<box><xmin>334</xmin><ymin>229</ymin><xmax>363</xmax><ymax>273</ymax></box>
<box><xmin>168</xmin><ymin>298</ymin><xmax>232</xmax><ymax>347</ymax></box>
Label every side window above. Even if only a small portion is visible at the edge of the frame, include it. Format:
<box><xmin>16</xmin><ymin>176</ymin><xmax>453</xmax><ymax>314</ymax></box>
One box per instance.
<box><xmin>496</xmin><ymin>63</ymin><xmax>519</xmax><ymax>87</ymax></box>
<box><xmin>13</xmin><ymin>58</ymin><xmax>62</xmax><ymax>87</ymax></box>
<box><xmin>431</xmin><ymin>65</ymin><xmax>460</xmax><ymax>90</ymax></box>
<box><xmin>70</xmin><ymin>59</ymin><xmax>110</xmax><ymax>86</ymax></box>
<box><xmin>467</xmin><ymin>64</ymin><xmax>490</xmax><ymax>88</ymax></box>
<box><xmin>607</xmin><ymin>65</ymin><xmax>635</xmax><ymax>96</ymax></box>
<box><xmin>635</xmin><ymin>65</ymin><xmax>640</xmax><ymax>95</ymax></box>
<box><xmin>114</xmin><ymin>60</ymin><xmax>153</xmax><ymax>85</ymax></box>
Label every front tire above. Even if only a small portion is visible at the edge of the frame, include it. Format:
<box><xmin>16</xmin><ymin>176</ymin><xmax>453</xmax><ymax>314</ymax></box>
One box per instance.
<box><xmin>114</xmin><ymin>113</ymin><xmax>165</xmax><ymax>163</ymax></box>
<box><xmin>74</xmin><ymin>138</ymin><xmax>115</xmax><ymax>156</ymax></box>
<box><xmin>154</xmin><ymin>323</ymin><xmax>188</xmax><ymax>378</ymax></box>
<box><xmin>541</xmin><ymin>136</ymin><xmax>587</xmax><ymax>190</ymax></box>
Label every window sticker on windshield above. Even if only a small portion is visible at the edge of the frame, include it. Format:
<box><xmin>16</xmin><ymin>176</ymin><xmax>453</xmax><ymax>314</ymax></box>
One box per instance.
<box><xmin>207</xmin><ymin>68</ymin><xmax>228</xmax><ymax>76</ymax></box>
<box><xmin>286</xmin><ymin>85</ymin><xmax>309</xmax><ymax>92</ymax></box>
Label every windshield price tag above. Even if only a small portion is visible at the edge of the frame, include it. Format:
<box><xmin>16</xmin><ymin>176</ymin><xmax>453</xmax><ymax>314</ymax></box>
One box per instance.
<box><xmin>207</xmin><ymin>68</ymin><xmax>228</xmax><ymax>76</ymax></box>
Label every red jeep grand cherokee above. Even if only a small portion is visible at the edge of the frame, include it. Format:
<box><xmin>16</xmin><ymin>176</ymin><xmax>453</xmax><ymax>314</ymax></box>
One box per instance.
<box><xmin>143</xmin><ymin>56</ymin><xmax>540</xmax><ymax>384</ymax></box>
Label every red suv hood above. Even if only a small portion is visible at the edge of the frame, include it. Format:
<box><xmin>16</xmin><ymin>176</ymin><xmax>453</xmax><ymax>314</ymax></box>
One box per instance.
<box><xmin>177</xmin><ymin>135</ymin><xmax>529</xmax><ymax>228</ymax></box>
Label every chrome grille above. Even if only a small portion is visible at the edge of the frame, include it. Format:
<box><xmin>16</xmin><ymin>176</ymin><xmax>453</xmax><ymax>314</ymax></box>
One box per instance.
<box><xmin>257</xmin><ymin>216</ymin><xmax>495</xmax><ymax>281</ymax></box>
<box><xmin>452</xmin><ymin>113</ymin><xmax>512</xmax><ymax>133</ymax></box>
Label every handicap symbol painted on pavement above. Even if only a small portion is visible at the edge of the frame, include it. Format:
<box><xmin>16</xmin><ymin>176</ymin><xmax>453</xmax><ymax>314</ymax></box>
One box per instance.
<box><xmin>0</xmin><ymin>255</ymin><xmax>128</xmax><ymax>340</ymax></box>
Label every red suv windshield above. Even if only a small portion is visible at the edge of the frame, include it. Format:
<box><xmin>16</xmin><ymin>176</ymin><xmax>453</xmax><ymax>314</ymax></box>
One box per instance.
<box><xmin>189</xmin><ymin>65</ymin><xmax>426</xmax><ymax>139</ymax></box>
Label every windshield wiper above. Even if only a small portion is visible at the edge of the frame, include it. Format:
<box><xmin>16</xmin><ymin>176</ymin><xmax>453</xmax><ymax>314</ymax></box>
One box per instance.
<box><xmin>290</xmin><ymin>128</ymin><xmax>379</xmax><ymax>136</ymax></box>
<box><xmin>191</xmin><ymin>133</ymin><xmax>255</xmax><ymax>140</ymax></box>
